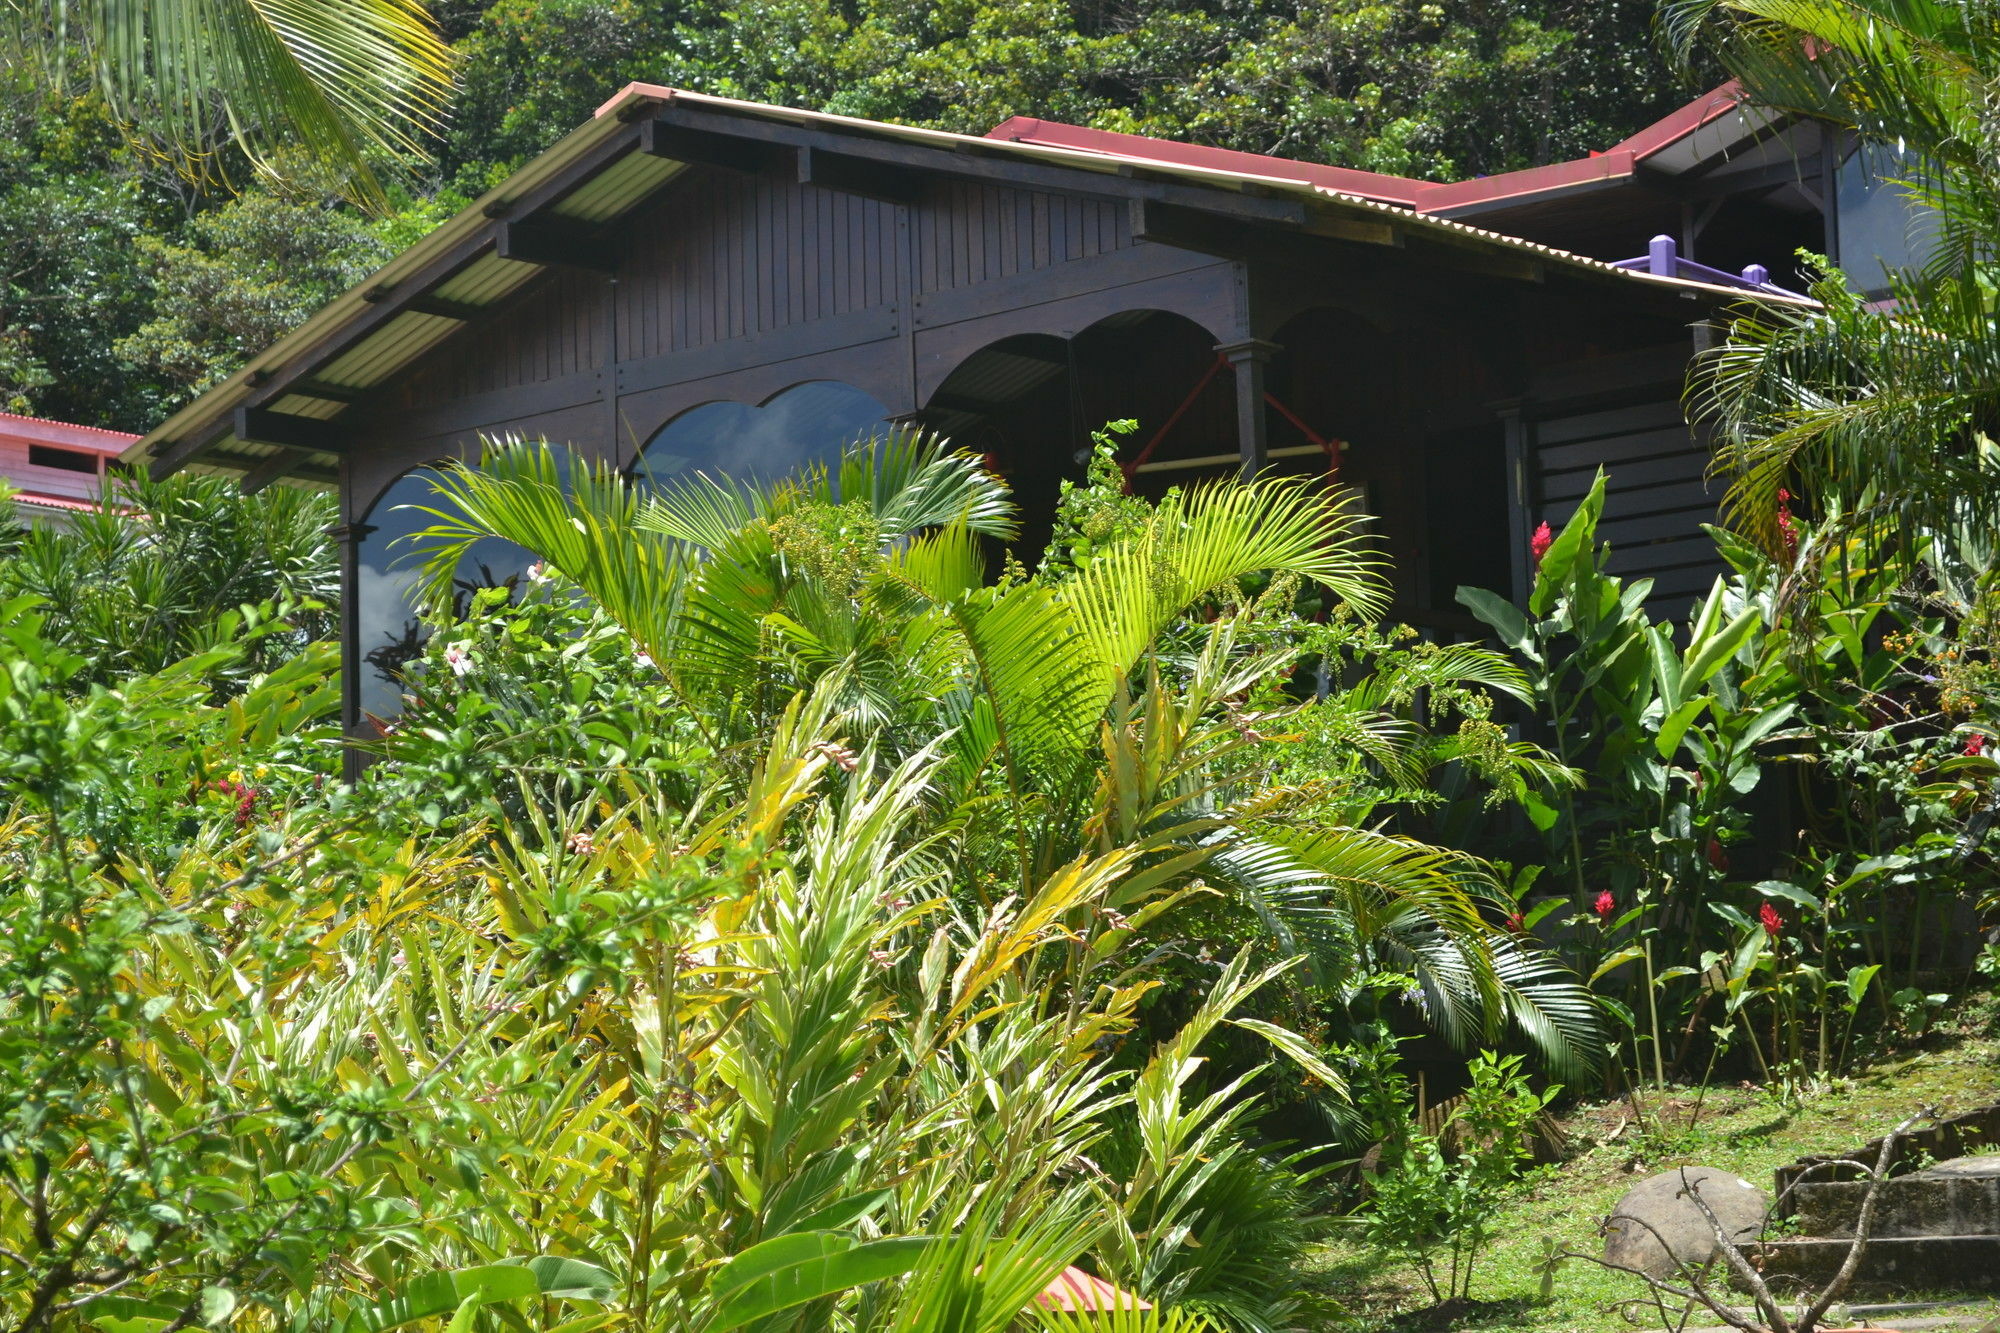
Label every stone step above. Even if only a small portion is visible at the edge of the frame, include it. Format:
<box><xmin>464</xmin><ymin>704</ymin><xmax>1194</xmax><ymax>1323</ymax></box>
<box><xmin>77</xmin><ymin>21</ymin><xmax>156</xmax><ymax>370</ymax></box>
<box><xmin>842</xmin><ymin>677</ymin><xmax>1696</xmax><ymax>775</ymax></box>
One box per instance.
<box><xmin>1794</xmin><ymin>1173</ymin><xmax>2000</xmax><ymax>1239</ymax></box>
<box><xmin>1753</xmin><ymin>1235</ymin><xmax>2000</xmax><ymax>1293</ymax></box>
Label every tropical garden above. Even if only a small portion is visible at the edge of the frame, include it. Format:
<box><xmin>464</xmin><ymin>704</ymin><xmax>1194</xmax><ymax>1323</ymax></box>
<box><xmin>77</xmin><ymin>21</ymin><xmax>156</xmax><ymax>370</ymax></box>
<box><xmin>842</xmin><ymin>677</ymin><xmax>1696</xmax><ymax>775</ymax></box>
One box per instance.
<box><xmin>1</xmin><ymin>0</ymin><xmax>1998</xmax><ymax>1330</ymax></box>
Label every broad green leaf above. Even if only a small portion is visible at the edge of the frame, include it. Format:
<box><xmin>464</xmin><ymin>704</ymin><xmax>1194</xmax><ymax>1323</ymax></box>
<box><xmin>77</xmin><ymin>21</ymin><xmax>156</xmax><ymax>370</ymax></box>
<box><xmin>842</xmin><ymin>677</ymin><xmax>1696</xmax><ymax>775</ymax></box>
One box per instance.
<box><xmin>789</xmin><ymin>1190</ymin><xmax>896</xmax><ymax>1235</ymax></box>
<box><xmin>1655</xmin><ymin>697</ymin><xmax>1710</xmax><ymax>759</ymax></box>
<box><xmin>710</xmin><ymin>1236</ymin><xmax>933</xmax><ymax>1330</ymax></box>
<box><xmin>1530</xmin><ymin>471</ymin><xmax>1606</xmax><ymax>618</ymax></box>
<box><xmin>444</xmin><ymin>1294</ymin><xmax>482</xmax><ymax>1333</ymax></box>
<box><xmin>1455</xmin><ymin>585</ymin><xmax>1532</xmax><ymax>651</ymax></box>
<box><xmin>1590</xmin><ymin>945</ymin><xmax>1645</xmax><ymax>984</ymax></box>
<box><xmin>341</xmin><ymin>1265</ymin><xmax>540</xmax><ymax>1332</ymax></box>
<box><xmin>1753</xmin><ymin>880</ymin><xmax>1822</xmax><ymax>912</ymax></box>
<box><xmin>525</xmin><ymin>1255</ymin><xmax>618</xmax><ymax>1302</ymax></box>
<box><xmin>1681</xmin><ymin>608</ymin><xmax>1762</xmax><ymax>689</ymax></box>
<box><xmin>84</xmin><ymin>1298</ymin><xmax>180</xmax><ymax>1333</ymax></box>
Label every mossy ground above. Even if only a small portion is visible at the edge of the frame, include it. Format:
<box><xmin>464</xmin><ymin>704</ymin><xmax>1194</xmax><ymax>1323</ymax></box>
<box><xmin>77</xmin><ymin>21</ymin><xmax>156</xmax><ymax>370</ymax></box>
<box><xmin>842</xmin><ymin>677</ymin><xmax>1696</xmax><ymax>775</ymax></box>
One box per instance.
<box><xmin>1304</xmin><ymin>991</ymin><xmax>2000</xmax><ymax>1332</ymax></box>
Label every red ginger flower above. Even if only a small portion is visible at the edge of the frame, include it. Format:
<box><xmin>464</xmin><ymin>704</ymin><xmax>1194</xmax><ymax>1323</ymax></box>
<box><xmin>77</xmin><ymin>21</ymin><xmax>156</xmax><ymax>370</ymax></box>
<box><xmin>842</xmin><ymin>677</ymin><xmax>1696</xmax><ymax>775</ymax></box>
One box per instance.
<box><xmin>1759</xmin><ymin>901</ymin><xmax>1783</xmax><ymax>937</ymax></box>
<box><xmin>1504</xmin><ymin>911</ymin><xmax>1525</xmax><ymax>934</ymax></box>
<box><xmin>1775</xmin><ymin>488</ymin><xmax>1799</xmax><ymax>555</ymax></box>
<box><xmin>1593</xmin><ymin>890</ymin><xmax>1615</xmax><ymax>922</ymax></box>
<box><xmin>1530</xmin><ymin>522</ymin><xmax>1554</xmax><ymax>565</ymax></box>
<box><xmin>1967</xmin><ymin>732</ymin><xmax>1988</xmax><ymax>757</ymax></box>
<box><xmin>1706</xmin><ymin>836</ymin><xmax>1730</xmax><ymax>873</ymax></box>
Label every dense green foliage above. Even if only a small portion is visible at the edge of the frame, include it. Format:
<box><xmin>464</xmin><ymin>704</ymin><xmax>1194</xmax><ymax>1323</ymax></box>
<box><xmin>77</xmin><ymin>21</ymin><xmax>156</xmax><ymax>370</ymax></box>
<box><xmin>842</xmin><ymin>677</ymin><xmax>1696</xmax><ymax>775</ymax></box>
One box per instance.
<box><xmin>0</xmin><ymin>440</ymin><xmax>1596</xmax><ymax>1330</ymax></box>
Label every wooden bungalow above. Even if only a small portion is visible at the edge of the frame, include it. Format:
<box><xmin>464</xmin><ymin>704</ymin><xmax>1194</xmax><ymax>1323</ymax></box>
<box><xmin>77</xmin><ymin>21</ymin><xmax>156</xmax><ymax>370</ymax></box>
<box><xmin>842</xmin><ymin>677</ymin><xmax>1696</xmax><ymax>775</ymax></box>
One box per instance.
<box><xmin>2</xmin><ymin>410</ymin><xmax>139</xmax><ymax>525</ymax></box>
<box><xmin>126</xmin><ymin>82</ymin><xmax>1822</xmax><ymax>735</ymax></box>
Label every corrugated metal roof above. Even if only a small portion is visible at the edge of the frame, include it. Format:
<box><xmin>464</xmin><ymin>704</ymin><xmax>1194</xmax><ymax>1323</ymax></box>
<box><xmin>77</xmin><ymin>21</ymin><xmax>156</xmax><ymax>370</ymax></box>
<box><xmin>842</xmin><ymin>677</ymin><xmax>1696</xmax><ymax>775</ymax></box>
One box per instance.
<box><xmin>432</xmin><ymin>253</ymin><xmax>544</xmax><ymax>306</ymax></box>
<box><xmin>130</xmin><ymin>82</ymin><xmax>1813</xmax><ymax>482</ymax></box>
<box><xmin>316</xmin><ymin>312</ymin><xmax>462</xmax><ymax>389</ymax></box>
<box><xmin>552</xmin><ymin>151</ymin><xmax>687</xmax><ymax>224</ymax></box>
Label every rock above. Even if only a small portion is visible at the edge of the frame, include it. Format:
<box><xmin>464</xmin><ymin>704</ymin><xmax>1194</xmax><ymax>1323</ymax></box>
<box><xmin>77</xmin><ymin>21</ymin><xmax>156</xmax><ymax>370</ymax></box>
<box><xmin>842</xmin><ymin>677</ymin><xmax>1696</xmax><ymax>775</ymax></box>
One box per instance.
<box><xmin>1602</xmin><ymin>1166</ymin><xmax>1770</xmax><ymax>1278</ymax></box>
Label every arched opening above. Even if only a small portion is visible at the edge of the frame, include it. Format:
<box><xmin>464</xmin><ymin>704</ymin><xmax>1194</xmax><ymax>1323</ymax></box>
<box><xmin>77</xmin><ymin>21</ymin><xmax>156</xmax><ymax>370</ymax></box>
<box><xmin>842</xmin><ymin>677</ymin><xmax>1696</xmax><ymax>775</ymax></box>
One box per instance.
<box><xmin>920</xmin><ymin>310</ymin><xmax>1233</xmax><ymax>563</ymax></box>
<box><xmin>354</xmin><ymin>463</ymin><xmax>543</xmax><ymax>725</ymax></box>
<box><xmin>628</xmin><ymin>380</ymin><xmax>896</xmax><ymax>494</ymax></box>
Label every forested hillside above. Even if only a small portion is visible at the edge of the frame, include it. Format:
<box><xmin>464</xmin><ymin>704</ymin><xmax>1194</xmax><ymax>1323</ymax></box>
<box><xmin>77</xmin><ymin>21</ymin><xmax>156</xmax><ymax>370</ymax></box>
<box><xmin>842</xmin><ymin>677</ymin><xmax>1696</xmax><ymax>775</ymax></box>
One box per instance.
<box><xmin>1</xmin><ymin>0</ymin><xmax>1697</xmax><ymax>434</ymax></box>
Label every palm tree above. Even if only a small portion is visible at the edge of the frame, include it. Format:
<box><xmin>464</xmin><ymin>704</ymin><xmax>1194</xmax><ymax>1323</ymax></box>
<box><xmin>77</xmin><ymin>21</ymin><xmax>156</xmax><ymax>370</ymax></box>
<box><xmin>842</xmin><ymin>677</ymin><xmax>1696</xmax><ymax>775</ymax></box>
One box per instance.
<box><xmin>7</xmin><ymin>0</ymin><xmax>455</xmax><ymax>206</ymax></box>
<box><xmin>403</xmin><ymin>434</ymin><xmax>1601</xmax><ymax>1079</ymax></box>
<box><xmin>1668</xmin><ymin>0</ymin><xmax>2000</xmax><ymax>551</ymax></box>
<box><xmin>0</xmin><ymin>469</ymin><xmax>338</xmax><ymax>686</ymax></box>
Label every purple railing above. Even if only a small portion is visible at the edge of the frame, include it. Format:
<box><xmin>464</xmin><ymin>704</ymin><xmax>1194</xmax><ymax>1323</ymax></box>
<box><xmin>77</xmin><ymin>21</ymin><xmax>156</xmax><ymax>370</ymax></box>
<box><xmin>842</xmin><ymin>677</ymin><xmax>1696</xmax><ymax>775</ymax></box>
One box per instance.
<box><xmin>1612</xmin><ymin>234</ymin><xmax>1807</xmax><ymax>298</ymax></box>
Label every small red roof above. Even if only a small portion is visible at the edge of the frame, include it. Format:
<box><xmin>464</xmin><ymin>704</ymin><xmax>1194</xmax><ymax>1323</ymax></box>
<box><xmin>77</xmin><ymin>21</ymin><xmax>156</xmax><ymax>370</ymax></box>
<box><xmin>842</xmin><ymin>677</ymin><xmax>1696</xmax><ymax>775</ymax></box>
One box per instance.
<box><xmin>0</xmin><ymin>410</ymin><xmax>139</xmax><ymax>456</ymax></box>
<box><xmin>1034</xmin><ymin>1266</ymin><xmax>1152</xmax><ymax>1313</ymax></box>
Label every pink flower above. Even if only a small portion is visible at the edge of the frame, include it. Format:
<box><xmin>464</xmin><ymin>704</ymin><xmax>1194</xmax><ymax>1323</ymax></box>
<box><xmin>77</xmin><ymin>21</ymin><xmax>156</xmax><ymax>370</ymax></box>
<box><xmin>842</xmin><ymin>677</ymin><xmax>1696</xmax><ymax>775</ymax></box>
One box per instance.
<box><xmin>1760</xmin><ymin>901</ymin><xmax>1783</xmax><ymax>937</ymax></box>
<box><xmin>1504</xmin><ymin>911</ymin><xmax>1526</xmax><ymax>934</ymax></box>
<box><xmin>1593</xmin><ymin>890</ymin><xmax>1615</xmax><ymax>922</ymax></box>
<box><xmin>1530</xmin><ymin>522</ymin><xmax>1554</xmax><ymax>565</ymax></box>
<box><xmin>1966</xmin><ymin>733</ymin><xmax>1988</xmax><ymax>757</ymax></box>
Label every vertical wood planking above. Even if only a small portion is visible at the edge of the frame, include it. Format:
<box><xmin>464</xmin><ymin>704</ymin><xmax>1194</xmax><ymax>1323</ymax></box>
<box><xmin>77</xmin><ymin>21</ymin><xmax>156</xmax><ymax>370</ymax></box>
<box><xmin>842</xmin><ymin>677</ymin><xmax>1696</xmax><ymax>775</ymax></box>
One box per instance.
<box><xmin>383</xmin><ymin>166</ymin><xmax>1136</xmax><ymax>415</ymax></box>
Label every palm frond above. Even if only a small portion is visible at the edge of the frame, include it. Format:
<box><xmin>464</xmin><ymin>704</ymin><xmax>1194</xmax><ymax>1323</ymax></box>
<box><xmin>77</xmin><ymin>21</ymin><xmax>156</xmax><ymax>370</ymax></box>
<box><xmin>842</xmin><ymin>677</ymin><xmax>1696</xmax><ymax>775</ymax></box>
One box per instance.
<box><xmin>28</xmin><ymin>0</ymin><xmax>455</xmax><ymax>206</ymax></box>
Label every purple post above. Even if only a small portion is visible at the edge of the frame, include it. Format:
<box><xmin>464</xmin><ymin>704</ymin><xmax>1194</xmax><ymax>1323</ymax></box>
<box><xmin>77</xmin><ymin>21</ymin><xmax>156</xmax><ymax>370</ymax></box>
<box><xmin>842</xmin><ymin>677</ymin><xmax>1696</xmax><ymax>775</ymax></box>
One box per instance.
<box><xmin>1740</xmin><ymin>263</ymin><xmax>1770</xmax><ymax>288</ymax></box>
<box><xmin>1648</xmin><ymin>234</ymin><xmax>1678</xmax><ymax>277</ymax></box>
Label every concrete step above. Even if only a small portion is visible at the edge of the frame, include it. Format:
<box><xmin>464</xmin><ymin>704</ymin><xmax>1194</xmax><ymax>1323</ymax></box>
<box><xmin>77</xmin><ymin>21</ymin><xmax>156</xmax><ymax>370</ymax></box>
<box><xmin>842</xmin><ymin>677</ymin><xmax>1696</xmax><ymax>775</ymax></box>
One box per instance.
<box><xmin>1753</xmin><ymin>1235</ymin><xmax>2000</xmax><ymax>1293</ymax></box>
<box><xmin>1795</xmin><ymin>1173</ymin><xmax>2000</xmax><ymax>1239</ymax></box>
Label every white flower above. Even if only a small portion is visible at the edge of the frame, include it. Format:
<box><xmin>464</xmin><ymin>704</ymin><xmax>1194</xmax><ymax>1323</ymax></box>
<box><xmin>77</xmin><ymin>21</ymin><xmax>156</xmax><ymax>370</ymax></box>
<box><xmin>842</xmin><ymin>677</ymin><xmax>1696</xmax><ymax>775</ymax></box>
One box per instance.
<box><xmin>526</xmin><ymin>560</ymin><xmax>550</xmax><ymax>583</ymax></box>
<box><xmin>444</xmin><ymin>643</ymin><xmax>474</xmax><ymax>677</ymax></box>
<box><xmin>634</xmin><ymin>649</ymin><xmax>656</xmax><ymax>671</ymax></box>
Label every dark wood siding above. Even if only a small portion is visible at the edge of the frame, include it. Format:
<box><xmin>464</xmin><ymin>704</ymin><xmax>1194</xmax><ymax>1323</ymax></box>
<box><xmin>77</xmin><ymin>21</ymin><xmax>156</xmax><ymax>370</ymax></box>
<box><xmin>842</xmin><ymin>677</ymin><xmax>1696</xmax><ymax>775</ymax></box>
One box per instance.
<box><xmin>1530</xmin><ymin>392</ymin><xmax>1723</xmax><ymax>614</ymax></box>
<box><xmin>618</xmin><ymin>172</ymin><xmax>900</xmax><ymax>359</ymax></box>
<box><xmin>396</xmin><ymin>269</ymin><xmax>604</xmax><ymax>407</ymax></box>
<box><xmin>915</xmin><ymin>182</ymin><xmax>1127</xmax><ymax>295</ymax></box>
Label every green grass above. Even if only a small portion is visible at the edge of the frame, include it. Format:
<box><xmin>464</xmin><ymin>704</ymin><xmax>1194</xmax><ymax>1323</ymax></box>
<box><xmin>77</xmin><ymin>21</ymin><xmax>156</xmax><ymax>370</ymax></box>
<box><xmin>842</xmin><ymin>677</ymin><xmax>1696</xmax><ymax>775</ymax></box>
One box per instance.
<box><xmin>1305</xmin><ymin>993</ymin><xmax>2000</xmax><ymax>1332</ymax></box>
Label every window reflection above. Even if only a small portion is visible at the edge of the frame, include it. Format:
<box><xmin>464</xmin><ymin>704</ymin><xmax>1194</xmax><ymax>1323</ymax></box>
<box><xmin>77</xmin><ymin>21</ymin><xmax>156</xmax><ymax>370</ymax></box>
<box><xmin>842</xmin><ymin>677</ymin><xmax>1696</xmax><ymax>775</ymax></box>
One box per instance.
<box><xmin>631</xmin><ymin>381</ymin><xmax>895</xmax><ymax>494</ymax></box>
<box><xmin>1834</xmin><ymin>140</ymin><xmax>1939</xmax><ymax>296</ymax></box>
<box><xmin>354</xmin><ymin>464</ymin><xmax>540</xmax><ymax>723</ymax></box>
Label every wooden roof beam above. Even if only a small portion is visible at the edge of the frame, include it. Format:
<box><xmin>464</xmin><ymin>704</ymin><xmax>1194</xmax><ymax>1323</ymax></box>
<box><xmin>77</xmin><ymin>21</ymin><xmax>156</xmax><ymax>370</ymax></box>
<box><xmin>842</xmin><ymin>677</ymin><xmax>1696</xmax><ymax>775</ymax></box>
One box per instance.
<box><xmin>238</xmin><ymin>448</ymin><xmax>312</xmax><ymax>495</ymax></box>
<box><xmin>797</xmin><ymin>145</ymin><xmax>925</xmax><ymax>205</ymax></box>
<box><xmin>495</xmin><ymin>219</ymin><xmax>620</xmax><ymax>272</ymax></box>
<box><xmin>639</xmin><ymin>119</ymin><xmax>790</xmax><ymax>173</ymax></box>
<box><xmin>235</xmin><ymin>405</ymin><xmax>348</xmax><ymax>454</ymax></box>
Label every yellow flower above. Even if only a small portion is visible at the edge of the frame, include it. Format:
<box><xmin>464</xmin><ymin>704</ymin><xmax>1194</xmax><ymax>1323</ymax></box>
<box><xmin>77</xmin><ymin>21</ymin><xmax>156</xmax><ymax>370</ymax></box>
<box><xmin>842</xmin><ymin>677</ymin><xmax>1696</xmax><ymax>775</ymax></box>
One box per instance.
<box><xmin>227</xmin><ymin>770</ymin><xmax>244</xmax><ymax>785</ymax></box>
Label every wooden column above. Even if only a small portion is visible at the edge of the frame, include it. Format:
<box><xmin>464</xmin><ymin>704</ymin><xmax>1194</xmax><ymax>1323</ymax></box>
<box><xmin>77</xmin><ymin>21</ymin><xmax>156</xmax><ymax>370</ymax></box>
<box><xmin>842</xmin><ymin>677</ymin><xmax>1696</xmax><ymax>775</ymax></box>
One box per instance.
<box><xmin>334</xmin><ymin>518</ymin><xmax>377</xmax><ymax>781</ymax></box>
<box><xmin>1497</xmin><ymin>401</ymin><xmax>1533</xmax><ymax>605</ymax></box>
<box><xmin>1216</xmin><ymin>337</ymin><xmax>1279</xmax><ymax>479</ymax></box>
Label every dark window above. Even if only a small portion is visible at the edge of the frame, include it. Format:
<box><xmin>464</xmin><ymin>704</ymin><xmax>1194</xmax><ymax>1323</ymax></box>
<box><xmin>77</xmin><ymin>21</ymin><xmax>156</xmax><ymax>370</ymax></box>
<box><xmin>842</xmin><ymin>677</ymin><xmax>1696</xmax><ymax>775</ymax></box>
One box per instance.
<box><xmin>28</xmin><ymin>445</ymin><xmax>98</xmax><ymax>474</ymax></box>
<box><xmin>630</xmin><ymin>380</ymin><xmax>894</xmax><ymax>496</ymax></box>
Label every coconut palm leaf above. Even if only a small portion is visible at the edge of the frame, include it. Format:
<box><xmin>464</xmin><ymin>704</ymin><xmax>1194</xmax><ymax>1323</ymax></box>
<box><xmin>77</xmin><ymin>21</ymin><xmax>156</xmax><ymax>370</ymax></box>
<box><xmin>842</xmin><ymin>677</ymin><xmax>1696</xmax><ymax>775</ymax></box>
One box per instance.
<box><xmin>14</xmin><ymin>0</ymin><xmax>454</xmax><ymax>206</ymax></box>
<box><xmin>402</xmin><ymin>439</ymin><xmax>694</xmax><ymax>669</ymax></box>
<box><xmin>1491</xmin><ymin>936</ymin><xmax>1604</xmax><ymax>1084</ymax></box>
<box><xmin>1063</xmin><ymin>475</ymin><xmax>1386</xmax><ymax>687</ymax></box>
<box><xmin>1668</xmin><ymin>0</ymin><xmax>2000</xmax><ymax>549</ymax></box>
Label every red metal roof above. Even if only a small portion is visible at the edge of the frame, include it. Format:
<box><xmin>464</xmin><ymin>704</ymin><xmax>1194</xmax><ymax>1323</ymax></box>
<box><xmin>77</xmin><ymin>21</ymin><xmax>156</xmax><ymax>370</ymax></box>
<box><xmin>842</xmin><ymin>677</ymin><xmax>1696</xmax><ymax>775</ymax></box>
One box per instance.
<box><xmin>0</xmin><ymin>410</ymin><xmax>140</xmax><ymax>455</ymax></box>
<box><xmin>9</xmin><ymin>490</ymin><xmax>103</xmax><ymax>513</ymax></box>
<box><xmin>985</xmin><ymin>82</ymin><xmax>1753</xmax><ymax>222</ymax></box>
<box><xmin>984</xmin><ymin>117</ymin><xmax>1424</xmax><ymax>206</ymax></box>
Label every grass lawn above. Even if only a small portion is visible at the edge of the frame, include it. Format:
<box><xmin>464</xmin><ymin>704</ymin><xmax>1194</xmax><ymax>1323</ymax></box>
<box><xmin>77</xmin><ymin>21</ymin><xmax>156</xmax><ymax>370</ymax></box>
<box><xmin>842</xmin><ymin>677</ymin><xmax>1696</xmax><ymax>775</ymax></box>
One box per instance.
<box><xmin>1305</xmin><ymin>992</ymin><xmax>2000</xmax><ymax>1332</ymax></box>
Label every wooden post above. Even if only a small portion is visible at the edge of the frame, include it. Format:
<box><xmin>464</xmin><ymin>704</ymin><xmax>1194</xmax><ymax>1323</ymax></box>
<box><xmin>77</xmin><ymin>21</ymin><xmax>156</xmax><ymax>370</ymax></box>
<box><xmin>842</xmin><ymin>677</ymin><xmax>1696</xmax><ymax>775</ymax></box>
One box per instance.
<box><xmin>1215</xmin><ymin>337</ymin><xmax>1279</xmax><ymax>479</ymax></box>
<box><xmin>1497</xmin><ymin>401</ymin><xmax>1534</xmax><ymax>606</ymax></box>
<box><xmin>333</xmin><ymin>518</ymin><xmax>377</xmax><ymax>782</ymax></box>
